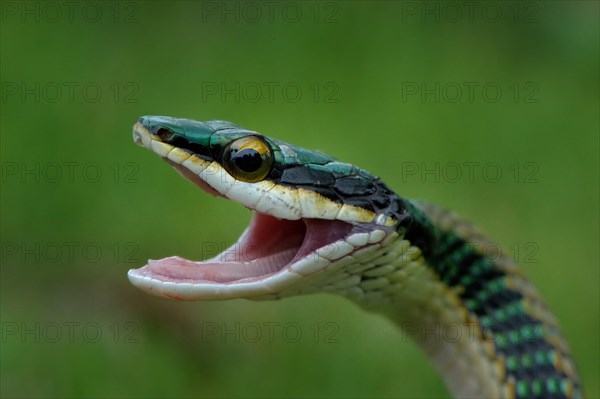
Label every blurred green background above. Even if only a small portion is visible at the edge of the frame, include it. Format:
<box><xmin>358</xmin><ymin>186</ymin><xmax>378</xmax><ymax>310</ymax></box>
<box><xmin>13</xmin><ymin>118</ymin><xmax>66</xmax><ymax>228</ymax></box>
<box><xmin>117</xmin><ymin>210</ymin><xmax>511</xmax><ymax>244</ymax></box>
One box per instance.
<box><xmin>1</xmin><ymin>1</ymin><xmax>598</xmax><ymax>398</ymax></box>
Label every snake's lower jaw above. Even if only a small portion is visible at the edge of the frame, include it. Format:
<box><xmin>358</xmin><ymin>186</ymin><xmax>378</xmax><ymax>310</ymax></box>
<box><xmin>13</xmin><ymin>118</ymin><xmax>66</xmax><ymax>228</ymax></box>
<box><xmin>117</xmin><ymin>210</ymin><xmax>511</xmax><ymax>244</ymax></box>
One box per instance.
<box><xmin>128</xmin><ymin>212</ymin><xmax>389</xmax><ymax>301</ymax></box>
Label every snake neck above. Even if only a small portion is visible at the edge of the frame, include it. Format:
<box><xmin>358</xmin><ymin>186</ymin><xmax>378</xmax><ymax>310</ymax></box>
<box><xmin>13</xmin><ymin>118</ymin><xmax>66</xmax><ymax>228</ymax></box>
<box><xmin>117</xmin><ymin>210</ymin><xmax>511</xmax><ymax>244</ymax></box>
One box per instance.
<box><xmin>295</xmin><ymin>202</ymin><xmax>581</xmax><ymax>399</ymax></box>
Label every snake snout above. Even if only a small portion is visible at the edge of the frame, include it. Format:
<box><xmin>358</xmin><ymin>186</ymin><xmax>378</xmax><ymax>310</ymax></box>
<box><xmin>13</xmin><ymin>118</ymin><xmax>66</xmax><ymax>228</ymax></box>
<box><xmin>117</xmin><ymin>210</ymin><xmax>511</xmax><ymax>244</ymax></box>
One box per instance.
<box><xmin>133</xmin><ymin>128</ymin><xmax>144</xmax><ymax>146</ymax></box>
<box><xmin>132</xmin><ymin>121</ymin><xmax>152</xmax><ymax>148</ymax></box>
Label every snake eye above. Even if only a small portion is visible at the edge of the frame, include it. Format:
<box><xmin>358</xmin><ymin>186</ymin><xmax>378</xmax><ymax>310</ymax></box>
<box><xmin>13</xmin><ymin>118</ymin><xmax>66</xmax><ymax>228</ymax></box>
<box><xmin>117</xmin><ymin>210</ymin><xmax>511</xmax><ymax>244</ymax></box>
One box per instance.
<box><xmin>223</xmin><ymin>136</ymin><xmax>273</xmax><ymax>182</ymax></box>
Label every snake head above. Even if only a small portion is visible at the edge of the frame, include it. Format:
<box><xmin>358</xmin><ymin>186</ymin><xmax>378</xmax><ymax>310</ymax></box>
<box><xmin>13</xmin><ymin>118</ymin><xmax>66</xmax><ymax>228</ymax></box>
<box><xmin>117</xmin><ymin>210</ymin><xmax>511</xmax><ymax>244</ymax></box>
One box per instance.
<box><xmin>129</xmin><ymin>116</ymin><xmax>413</xmax><ymax>300</ymax></box>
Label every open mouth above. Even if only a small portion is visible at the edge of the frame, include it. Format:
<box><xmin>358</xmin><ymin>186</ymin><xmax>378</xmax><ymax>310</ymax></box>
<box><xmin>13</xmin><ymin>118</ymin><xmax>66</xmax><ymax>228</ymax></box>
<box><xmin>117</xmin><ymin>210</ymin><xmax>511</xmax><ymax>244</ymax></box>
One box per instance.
<box><xmin>133</xmin><ymin>211</ymin><xmax>353</xmax><ymax>285</ymax></box>
<box><xmin>129</xmin><ymin>161</ymin><xmax>358</xmax><ymax>286</ymax></box>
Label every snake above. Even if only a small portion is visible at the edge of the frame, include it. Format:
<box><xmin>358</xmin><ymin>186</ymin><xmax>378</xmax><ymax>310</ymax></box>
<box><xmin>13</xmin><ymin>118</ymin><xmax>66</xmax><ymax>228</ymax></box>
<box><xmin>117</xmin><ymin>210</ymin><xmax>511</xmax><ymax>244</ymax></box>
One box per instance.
<box><xmin>128</xmin><ymin>116</ymin><xmax>582</xmax><ymax>399</ymax></box>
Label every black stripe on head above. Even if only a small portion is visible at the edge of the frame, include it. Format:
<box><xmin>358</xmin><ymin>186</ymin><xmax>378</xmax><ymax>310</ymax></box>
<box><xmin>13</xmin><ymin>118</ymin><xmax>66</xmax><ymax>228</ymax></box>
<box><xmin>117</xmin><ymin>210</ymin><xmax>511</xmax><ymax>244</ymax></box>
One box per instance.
<box><xmin>156</xmin><ymin>128</ymin><xmax>213</xmax><ymax>159</ymax></box>
<box><xmin>273</xmin><ymin>163</ymin><xmax>414</xmax><ymax>228</ymax></box>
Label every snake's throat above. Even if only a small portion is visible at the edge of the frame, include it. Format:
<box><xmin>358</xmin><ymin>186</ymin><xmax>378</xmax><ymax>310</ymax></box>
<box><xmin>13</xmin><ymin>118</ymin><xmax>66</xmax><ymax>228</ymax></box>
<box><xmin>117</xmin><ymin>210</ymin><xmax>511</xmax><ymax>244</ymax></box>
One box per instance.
<box><xmin>131</xmin><ymin>213</ymin><xmax>353</xmax><ymax>284</ymax></box>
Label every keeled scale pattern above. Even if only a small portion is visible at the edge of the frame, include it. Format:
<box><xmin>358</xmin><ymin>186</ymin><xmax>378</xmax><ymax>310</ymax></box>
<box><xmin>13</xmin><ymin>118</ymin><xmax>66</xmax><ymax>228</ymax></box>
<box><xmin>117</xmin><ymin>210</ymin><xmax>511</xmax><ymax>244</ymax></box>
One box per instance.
<box><xmin>417</xmin><ymin>202</ymin><xmax>581</xmax><ymax>399</ymax></box>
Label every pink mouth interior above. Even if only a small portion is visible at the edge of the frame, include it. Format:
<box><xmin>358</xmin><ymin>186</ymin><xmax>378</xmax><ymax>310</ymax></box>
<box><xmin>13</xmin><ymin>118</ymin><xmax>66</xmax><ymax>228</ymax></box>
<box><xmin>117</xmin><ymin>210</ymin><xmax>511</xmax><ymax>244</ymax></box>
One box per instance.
<box><xmin>135</xmin><ymin>213</ymin><xmax>352</xmax><ymax>284</ymax></box>
<box><xmin>132</xmin><ymin>160</ymin><xmax>353</xmax><ymax>284</ymax></box>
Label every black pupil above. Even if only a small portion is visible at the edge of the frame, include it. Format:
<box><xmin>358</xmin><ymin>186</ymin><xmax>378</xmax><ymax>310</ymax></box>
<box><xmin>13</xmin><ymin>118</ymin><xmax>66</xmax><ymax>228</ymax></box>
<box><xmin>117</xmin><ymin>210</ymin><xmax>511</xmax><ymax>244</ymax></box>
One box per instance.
<box><xmin>233</xmin><ymin>148</ymin><xmax>262</xmax><ymax>173</ymax></box>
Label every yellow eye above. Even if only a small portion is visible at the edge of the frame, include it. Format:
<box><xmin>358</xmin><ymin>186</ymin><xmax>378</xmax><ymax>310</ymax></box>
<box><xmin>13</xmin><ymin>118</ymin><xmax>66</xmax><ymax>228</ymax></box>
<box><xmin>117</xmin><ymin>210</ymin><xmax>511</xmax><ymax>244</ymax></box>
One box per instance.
<box><xmin>223</xmin><ymin>136</ymin><xmax>273</xmax><ymax>182</ymax></box>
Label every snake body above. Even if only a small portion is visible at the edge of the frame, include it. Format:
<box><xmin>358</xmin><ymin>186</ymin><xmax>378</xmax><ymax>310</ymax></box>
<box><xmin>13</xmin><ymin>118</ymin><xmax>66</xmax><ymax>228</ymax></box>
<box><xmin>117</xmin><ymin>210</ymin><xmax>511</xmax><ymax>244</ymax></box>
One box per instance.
<box><xmin>128</xmin><ymin>116</ymin><xmax>581</xmax><ymax>398</ymax></box>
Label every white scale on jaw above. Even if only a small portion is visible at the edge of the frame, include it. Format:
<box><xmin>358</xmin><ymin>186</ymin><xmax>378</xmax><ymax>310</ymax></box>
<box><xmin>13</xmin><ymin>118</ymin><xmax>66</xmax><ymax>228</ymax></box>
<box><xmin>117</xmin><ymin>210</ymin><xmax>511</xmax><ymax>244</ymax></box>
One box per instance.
<box><xmin>128</xmin><ymin>124</ymin><xmax>391</xmax><ymax>300</ymax></box>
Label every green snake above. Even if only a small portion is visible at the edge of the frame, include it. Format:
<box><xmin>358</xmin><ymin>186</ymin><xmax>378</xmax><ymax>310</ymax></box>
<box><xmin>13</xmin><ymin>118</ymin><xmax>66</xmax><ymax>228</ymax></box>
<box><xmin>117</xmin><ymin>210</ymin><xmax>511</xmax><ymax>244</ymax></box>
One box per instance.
<box><xmin>128</xmin><ymin>116</ymin><xmax>581</xmax><ymax>399</ymax></box>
